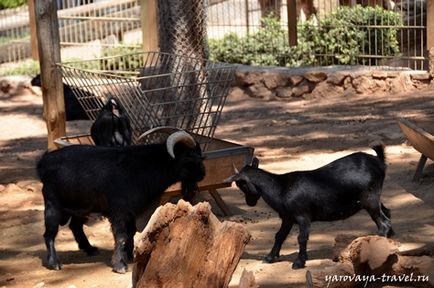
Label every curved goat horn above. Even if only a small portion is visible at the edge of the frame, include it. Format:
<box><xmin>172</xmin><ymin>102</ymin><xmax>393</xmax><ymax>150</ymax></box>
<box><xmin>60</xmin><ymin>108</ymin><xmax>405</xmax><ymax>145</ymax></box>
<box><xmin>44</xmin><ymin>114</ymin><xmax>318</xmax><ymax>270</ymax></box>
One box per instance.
<box><xmin>232</xmin><ymin>163</ymin><xmax>239</xmax><ymax>174</ymax></box>
<box><xmin>166</xmin><ymin>131</ymin><xmax>196</xmax><ymax>159</ymax></box>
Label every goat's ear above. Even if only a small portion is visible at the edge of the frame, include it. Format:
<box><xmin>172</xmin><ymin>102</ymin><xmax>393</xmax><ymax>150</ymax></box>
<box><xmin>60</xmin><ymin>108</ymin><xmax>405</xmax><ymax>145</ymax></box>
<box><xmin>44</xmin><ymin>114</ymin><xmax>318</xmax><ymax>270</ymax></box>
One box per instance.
<box><xmin>251</xmin><ymin>157</ymin><xmax>259</xmax><ymax>168</ymax></box>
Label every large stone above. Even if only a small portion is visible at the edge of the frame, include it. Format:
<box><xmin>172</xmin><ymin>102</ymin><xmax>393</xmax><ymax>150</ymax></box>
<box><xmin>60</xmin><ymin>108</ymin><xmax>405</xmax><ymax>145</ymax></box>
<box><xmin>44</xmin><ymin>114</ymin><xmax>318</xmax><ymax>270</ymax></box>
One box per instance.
<box><xmin>292</xmin><ymin>80</ymin><xmax>312</xmax><ymax>97</ymax></box>
<box><xmin>327</xmin><ymin>73</ymin><xmax>348</xmax><ymax>85</ymax></box>
<box><xmin>246</xmin><ymin>84</ymin><xmax>275</xmax><ymax>100</ymax></box>
<box><xmin>275</xmin><ymin>86</ymin><xmax>294</xmax><ymax>98</ymax></box>
<box><xmin>304</xmin><ymin>71</ymin><xmax>327</xmax><ymax>83</ymax></box>
<box><xmin>352</xmin><ymin>76</ymin><xmax>375</xmax><ymax>94</ymax></box>
<box><xmin>388</xmin><ymin>74</ymin><xmax>414</xmax><ymax>94</ymax></box>
<box><xmin>310</xmin><ymin>81</ymin><xmax>344</xmax><ymax>98</ymax></box>
<box><xmin>262</xmin><ymin>72</ymin><xmax>287</xmax><ymax>89</ymax></box>
<box><xmin>288</xmin><ymin>75</ymin><xmax>304</xmax><ymax>86</ymax></box>
<box><xmin>235</xmin><ymin>71</ymin><xmax>263</xmax><ymax>86</ymax></box>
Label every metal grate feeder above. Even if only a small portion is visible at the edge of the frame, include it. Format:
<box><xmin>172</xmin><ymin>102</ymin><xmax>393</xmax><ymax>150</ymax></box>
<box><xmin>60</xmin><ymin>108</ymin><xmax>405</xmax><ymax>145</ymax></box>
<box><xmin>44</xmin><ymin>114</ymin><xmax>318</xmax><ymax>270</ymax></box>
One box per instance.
<box><xmin>57</xmin><ymin>51</ymin><xmax>236</xmax><ymax>150</ymax></box>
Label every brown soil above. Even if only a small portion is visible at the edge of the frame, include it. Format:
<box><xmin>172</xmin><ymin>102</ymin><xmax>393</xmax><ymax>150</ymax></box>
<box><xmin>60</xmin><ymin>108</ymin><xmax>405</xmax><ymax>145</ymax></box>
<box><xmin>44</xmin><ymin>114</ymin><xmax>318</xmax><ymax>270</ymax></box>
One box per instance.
<box><xmin>1</xmin><ymin>78</ymin><xmax>433</xmax><ymax>288</ymax></box>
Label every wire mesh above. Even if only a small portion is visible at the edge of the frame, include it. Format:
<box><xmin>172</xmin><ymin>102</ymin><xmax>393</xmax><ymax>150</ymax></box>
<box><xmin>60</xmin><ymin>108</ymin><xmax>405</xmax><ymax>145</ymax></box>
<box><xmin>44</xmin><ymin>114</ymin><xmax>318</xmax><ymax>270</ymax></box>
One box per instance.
<box><xmin>57</xmin><ymin>51</ymin><xmax>236</xmax><ymax>150</ymax></box>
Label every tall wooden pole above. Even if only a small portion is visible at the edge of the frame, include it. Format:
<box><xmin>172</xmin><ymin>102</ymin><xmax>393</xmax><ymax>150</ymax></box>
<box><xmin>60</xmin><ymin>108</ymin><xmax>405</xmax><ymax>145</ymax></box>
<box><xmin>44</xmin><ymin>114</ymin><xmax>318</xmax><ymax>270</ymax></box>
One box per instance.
<box><xmin>34</xmin><ymin>0</ymin><xmax>66</xmax><ymax>150</ymax></box>
<box><xmin>28</xmin><ymin>0</ymin><xmax>39</xmax><ymax>60</ymax></box>
<box><xmin>287</xmin><ymin>0</ymin><xmax>297</xmax><ymax>46</ymax></box>
<box><xmin>141</xmin><ymin>0</ymin><xmax>159</xmax><ymax>52</ymax></box>
<box><xmin>428</xmin><ymin>0</ymin><xmax>434</xmax><ymax>76</ymax></box>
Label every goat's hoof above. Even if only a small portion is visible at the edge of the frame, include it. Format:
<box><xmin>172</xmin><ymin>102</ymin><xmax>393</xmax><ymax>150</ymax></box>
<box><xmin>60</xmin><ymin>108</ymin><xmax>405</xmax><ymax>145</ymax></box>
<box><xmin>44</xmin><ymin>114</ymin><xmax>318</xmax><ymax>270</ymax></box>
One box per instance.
<box><xmin>113</xmin><ymin>263</ymin><xmax>128</xmax><ymax>274</ymax></box>
<box><xmin>387</xmin><ymin>228</ymin><xmax>395</xmax><ymax>238</ymax></box>
<box><xmin>47</xmin><ymin>259</ymin><xmax>62</xmax><ymax>270</ymax></box>
<box><xmin>291</xmin><ymin>260</ymin><xmax>306</xmax><ymax>269</ymax></box>
<box><xmin>263</xmin><ymin>255</ymin><xmax>278</xmax><ymax>263</ymax></box>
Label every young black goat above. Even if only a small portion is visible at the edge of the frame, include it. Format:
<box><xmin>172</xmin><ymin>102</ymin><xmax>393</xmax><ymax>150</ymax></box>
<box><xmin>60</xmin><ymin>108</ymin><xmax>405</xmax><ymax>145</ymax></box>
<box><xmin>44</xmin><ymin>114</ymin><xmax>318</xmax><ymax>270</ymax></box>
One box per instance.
<box><xmin>37</xmin><ymin>131</ymin><xmax>205</xmax><ymax>273</ymax></box>
<box><xmin>90</xmin><ymin>97</ymin><xmax>132</xmax><ymax>146</ymax></box>
<box><xmin>31</xmin><ymin>74</ymin><xmax>103</xmax><ymax>121</ymax></box>
<box><xmin>224</xmin><ymin>145</ymin><xmax>394</xmax><ymax>269</ymax></box>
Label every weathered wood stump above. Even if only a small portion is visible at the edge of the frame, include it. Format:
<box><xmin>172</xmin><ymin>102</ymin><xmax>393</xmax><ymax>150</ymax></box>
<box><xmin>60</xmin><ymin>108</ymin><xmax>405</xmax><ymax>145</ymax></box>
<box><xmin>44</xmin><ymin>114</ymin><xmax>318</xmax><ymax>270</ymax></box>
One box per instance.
<box><xmin>307</xmin><ymin>235</ymin><xmax>434</xmax><ymax>288</ymax></box>
<box><xmin>132</xmin><ymin>200</ymin><xmax>250</xmax><ymax>288</ymax></box>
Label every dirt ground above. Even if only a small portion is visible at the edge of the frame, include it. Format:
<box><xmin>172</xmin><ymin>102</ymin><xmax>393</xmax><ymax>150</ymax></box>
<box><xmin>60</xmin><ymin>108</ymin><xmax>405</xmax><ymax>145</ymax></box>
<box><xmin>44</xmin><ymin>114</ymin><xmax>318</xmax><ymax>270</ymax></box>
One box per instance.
<box><xmin>0</xmin><ymin>76</ymin><xmax>433</xmax><ymax>288</ymax></box>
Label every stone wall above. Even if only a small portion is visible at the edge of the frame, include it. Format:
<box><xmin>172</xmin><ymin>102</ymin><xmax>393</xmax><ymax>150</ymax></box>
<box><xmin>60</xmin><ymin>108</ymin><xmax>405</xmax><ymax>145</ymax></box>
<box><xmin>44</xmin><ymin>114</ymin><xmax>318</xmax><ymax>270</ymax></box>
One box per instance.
<box><xmin>233</xmin><ymin>65</ymin><xmax>433</xmax><ymax>100</ymax></box>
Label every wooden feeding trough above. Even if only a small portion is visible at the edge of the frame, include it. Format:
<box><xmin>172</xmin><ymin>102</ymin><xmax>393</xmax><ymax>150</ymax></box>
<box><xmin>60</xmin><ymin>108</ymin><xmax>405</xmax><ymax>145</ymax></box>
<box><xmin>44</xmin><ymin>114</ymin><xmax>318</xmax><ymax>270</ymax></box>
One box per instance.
<box><xmin>54</xmin><ymin>134</ymin><xmax>254</xmax><ymax>216</ymax></box>
<box><xmin>398</xmin><ymin>117</ymin><xmax>434</xmax><ymax>182</ymax></box>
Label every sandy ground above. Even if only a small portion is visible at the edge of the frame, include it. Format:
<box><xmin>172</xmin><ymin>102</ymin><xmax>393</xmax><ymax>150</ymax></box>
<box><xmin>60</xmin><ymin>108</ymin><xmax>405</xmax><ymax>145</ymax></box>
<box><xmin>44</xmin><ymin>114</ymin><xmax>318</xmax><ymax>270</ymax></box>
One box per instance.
<box><xmin>0</xmin><ymin>78</ymin><xmax>433</xmax><ymax>288</ymax></box>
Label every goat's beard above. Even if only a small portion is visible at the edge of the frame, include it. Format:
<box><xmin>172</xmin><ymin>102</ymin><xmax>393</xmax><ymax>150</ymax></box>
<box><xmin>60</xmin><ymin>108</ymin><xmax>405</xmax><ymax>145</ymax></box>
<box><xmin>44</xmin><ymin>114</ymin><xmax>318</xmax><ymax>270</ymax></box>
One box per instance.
<box><xmin>181</xmin><ymin>182</ymin><xmax>199</xmax><ymax>202</ymax></box>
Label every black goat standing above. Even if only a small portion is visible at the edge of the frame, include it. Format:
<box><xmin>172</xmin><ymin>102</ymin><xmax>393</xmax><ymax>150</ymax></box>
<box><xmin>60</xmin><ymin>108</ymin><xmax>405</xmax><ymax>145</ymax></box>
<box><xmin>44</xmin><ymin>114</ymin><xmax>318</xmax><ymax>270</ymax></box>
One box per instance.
<box><xmin>31</xmin><ymin>74</ymin><xmax>102</xmax><ymax>121</ymax></box>
<box><xmin>37</xmin><ymin>131</ymin><xmax>205</xmax><ymax>273</ymax></box>
<box><xmin>224</xmin><ymin>145</ymin><xmax>394</xmax><ymax>269</ymax></box>
<box><xmin>90</xmin><ymin>97</ymin><xmax>132</xmax><ymax>147</ymax></box>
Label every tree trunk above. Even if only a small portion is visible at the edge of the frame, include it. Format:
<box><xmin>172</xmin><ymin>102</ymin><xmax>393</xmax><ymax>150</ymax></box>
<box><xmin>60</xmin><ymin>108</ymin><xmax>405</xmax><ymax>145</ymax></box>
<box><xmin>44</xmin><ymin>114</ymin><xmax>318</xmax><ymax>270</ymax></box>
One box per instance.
<box><xmin>132</xmin><ymin>200</ymin><xmax>250</xmax><ymax>288</ymax></box>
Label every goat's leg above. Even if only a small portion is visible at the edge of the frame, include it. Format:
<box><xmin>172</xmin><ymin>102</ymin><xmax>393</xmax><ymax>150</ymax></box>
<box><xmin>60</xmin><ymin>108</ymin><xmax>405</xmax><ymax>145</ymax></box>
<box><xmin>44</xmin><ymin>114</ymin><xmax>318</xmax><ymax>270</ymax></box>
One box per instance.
<box><xmin>264</xmin><ymin>217</ymin><xmax>293</xmax><ymax>263</ymax></box>
<box><xmin>381</xmin><ymin>203</ymin><xmax>395</xmax><ymax>237</ymax></box>
<box><xmin>110</xmin><ymin>212</ymin><xmax>131</xmax><ymax>274</ymax></box>
<box><xmin>43</xmin><ymin>200</ymin><xmax>62</xmax><ymax>270</ymax></box>
<box><xmin>69</xmin><ymin>216</ymin><xmax>99</xmax><ymax>256</ymax></box>
<box><xmin>126</xmin><ymin>218</ymin><xmax>136</xmax><ymax>261</ymax></box>
<box><xmin>293</xmin><ymin>216</ymin><xmax>310</xmax><ymax>269</ymax></box>
<box><xmin>364</xmin><ymin>196</ymin><xmax>392</xmax><ymax>237</ymax></box>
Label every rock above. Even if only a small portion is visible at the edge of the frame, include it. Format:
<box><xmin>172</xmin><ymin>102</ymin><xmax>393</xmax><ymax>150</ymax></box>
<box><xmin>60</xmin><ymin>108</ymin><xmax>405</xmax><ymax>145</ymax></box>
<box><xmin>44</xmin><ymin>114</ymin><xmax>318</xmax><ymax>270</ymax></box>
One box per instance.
<box><xmin>389</xmin><ymin>74</ymin><xmax>414</xmax><ymax>94</ymax></box>
<box><xmin>288</xmin><ymin>75</ymin><xmax>304</xmax><ymax>86</ymax></box>
<box><xmin>411</xmin><ymin>72</ymin><xmax>431</xmax><ymax>81</ymax></box>
<box><xmin>262</xmin><ymin>72</ymin><xmax>286</xmax><ymax>89</ymax></box>
<box><xmin>372</xmin><ymin>71</ymin><xmax>389</xmax><ymax>79</ymax></box>
<box><xmin>246</xmin><ymin>84</ymin><xmax>275</xmax><ymax>101</ymax></box>
<box><xmin>275</xmin><ymin>86</ymin><xmax>294</xmax><ymax>98</ymax></box>
<box><xmin>352</xmin><ymin>76</ymin><xmax>375</xmax><ymax>94</ymax></box>
<box><xmin>239</xmin><ymin>269</ymin><xmax>258</xmax><ymax>288</ymax></box>
<box><xmin>327</xmin><ymin>73</ymin><xmax>348</xmax><ymax>85</ymax></box>
<box><xmin>304</xmin><ymin>71</ymin><xmax>327</xmax><ymax>83</ymax></box>
<box><xmin>229</xmin><ymin>87</ymin><xmax>248</xmax><ymax>100</ymax></box>
<box><xmin>292</xmin><ymin>81</ymin><xmax>311</xmax><ymax>97</ymax></box>
<box><xmin>235</xmin><ymin>71</ymin><xmax>263</xmax><ymax>86</ymax></box>
<box><xmin>0</xmin><ymin>184</ymin><xmax>5</xmax><ymax>192</ymax></box>
<box><xmin>310</xmin><ymin>81</ymin><xmax>344</xmax><ymax>98</ymax></box>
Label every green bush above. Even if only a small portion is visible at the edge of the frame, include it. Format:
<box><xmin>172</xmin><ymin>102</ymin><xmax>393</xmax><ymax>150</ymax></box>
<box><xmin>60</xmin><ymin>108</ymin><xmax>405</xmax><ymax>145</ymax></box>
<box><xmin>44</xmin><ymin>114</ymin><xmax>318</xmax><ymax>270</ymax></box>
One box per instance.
<box><xmin>0</xmin><ymin>60</ymin><xmax>39</xmax><ymax>76</ymax></box>
<box><xmin>209</xmin><ymin>5</ymin><xmax>402</xmax><ymax>67</ymax></box>
<box><xmin>0</xmin><ymin>0</ymin><xmax>26</xmax><ymax>9</ymax></box>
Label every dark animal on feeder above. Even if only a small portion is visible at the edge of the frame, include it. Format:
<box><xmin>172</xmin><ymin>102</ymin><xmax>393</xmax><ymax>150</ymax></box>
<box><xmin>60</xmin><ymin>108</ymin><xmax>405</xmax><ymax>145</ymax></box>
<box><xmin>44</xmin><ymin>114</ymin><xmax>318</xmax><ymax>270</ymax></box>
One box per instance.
<box><xmin>31</xmin><ymin>74</ymin><xmax>102</xmax><ymax>121</ymax></box>
<box><xmin>90</xmin><ymin>97</ymin><xmax>132</xmax><ymax>146</ymax></box>
<box><xmin>224</xmin><ymin>145</ymin><xmax>394</xmax><ymax>269</ymax></box>
<box><xmin>36</xmin><ymin>130</ymin><xmax>206</xmax><ymax>273</ymax></box>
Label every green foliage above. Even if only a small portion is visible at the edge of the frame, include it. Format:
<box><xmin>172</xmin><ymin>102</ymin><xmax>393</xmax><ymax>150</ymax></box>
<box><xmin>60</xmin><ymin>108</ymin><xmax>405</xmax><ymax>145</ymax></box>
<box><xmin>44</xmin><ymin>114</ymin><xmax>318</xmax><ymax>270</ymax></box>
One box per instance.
<box><xmin>0</xmin><ymin>60</ymin><xmax>39</xmax><ymax>76</ymax></box>
<box><xmin>209</xmin><ymin>5</ymin><xmax>402</xmax><ymax>67</ymax></box>
<box><xmin>0</xmin><ymin>0</ymin><xmax>26</xmax><ymax>9</ymax></box>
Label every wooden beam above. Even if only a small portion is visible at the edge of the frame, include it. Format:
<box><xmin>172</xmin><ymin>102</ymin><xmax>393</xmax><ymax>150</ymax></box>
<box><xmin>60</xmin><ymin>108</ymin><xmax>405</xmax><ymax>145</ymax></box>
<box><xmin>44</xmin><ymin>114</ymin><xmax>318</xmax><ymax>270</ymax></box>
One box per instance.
<box><xmin>28</xmin><ymin>0</ymin><xmax>39</xmax><ymax>60</ymax></box>
<box><xmin>287</xmin><ymin>0</ymin><xmax>297</xmax><ymax>46</ymax></box>
<box><xmin>140</xmin><ymin>0</ymin><xmax>159</xmax><ymax>52</ymax></box>
<box><xmin>428</xmin><ymin>0</ymin><xmax>434</xmax><ymax>75</ymax></box>
<box><xmin>34</xmin><ymin>0</ymin><xmax>66</xmax><ymax>150</ymax></box>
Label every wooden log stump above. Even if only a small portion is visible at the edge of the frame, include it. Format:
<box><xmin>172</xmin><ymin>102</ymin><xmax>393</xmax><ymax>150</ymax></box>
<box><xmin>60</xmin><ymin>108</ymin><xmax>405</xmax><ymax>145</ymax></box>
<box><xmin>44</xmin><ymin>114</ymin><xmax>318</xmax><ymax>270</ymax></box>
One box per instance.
<box><xmin>307</xmin><ymin>235</ymin><xmax>434</xmax><ymax>288</ymax></box>
<box><xmin>132</xmin><ymin>200</ymin><xmax>250</xmax><ymax>288</ymax></box>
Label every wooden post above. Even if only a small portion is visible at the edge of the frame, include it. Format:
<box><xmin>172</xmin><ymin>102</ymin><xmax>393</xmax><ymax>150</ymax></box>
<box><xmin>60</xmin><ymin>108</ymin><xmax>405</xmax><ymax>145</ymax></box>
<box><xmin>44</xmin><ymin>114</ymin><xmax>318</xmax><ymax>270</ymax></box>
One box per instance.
<box><xmin>287</xmin><ymin>0</ymin><xmax>297</xmax><ymax>46</ymax></box>
<box><xmin>28</xmin><ymin>0</ymin><xmax>39</xmax><ymax>60</ymax></box>
<box><xmin>34</xmin><ymin>0</ymin><xmax>66</xmax><ymax>150</ymax></box>
<box><xmin>428</xmin><ymin>0</ymin><xmax>434</xmax><ymax>76</ymax></box>
<box><xmin>140</xmin><ymin>0</ymin><xmax>159</xmax><ymax>52</ymax></box>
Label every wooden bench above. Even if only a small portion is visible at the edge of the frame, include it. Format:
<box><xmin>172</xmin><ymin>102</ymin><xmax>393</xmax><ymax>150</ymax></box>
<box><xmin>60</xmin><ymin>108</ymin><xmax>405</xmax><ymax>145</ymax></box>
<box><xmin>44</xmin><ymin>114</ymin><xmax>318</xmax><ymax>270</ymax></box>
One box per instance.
<box><xmin>398</xmin><ymin>117</ymin><xmax>434</xmax><ymax>182</ymax></box>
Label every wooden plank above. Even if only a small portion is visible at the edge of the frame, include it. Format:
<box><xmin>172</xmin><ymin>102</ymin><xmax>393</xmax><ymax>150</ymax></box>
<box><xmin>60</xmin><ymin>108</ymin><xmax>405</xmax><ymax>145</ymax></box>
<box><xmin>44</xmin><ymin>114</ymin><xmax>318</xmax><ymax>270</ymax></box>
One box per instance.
<box><xmin>413</xmin><ymin>154</ymin><xmax>428</xmax><ymax>182</ymax></box>
<box><xmin>35</xmin><ymin>0</ymin><xmax>66</xmax><ymax>150</ymax></box>
<box><xmin>140</xmin><ymin>0</ymin><xmax>159</xmax><ymax>52</ymax></box>
<box><xmin>428</xmin><ymin>0</ymin><xmax>434</xmax><ymax>50</ymax></box>
<box><xmin>28</xmin><ymin>0</ymin><xmax>39</xmax><ymax>60</ymax></box>
<box><xmin>398</xmin><ymin>118</ymin><xmax>434</xmax><ymax>161</ymax></box>
<box><xmin>209</xmin><ymin>189</ymin><xmax>232</xmax><ymax>216</ymax></box>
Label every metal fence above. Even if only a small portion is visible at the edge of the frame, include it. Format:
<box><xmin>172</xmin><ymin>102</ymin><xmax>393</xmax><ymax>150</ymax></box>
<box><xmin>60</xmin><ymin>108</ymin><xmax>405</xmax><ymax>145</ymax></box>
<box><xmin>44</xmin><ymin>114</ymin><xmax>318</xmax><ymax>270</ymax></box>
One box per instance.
<box><xmin>0</xmin><ymin>0</ymin><xmax>428</xmax><ymax>71</ymax></box>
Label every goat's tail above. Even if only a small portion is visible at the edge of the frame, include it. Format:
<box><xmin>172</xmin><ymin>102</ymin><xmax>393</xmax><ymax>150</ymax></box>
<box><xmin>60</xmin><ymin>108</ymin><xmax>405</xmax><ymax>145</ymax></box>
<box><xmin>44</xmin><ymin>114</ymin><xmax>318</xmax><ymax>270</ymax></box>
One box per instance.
<box><xmin>372</xmin><ymin>144</ymin><xmax>385</xmax><ymax>163</ymax></box>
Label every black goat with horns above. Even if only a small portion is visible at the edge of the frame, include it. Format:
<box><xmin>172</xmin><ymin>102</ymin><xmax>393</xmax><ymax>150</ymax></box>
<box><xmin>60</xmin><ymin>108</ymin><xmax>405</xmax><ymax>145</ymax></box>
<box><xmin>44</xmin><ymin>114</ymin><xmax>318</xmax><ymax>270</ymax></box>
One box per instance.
<box><xmin>37</xmin><ymin>130</ymin><xmax>205</xmax><ymax>273</ymax></box>
<box><xmin>224</xmin><ymin>145</ymin><xmax>394</xmax><ymax>269</ymax></box>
